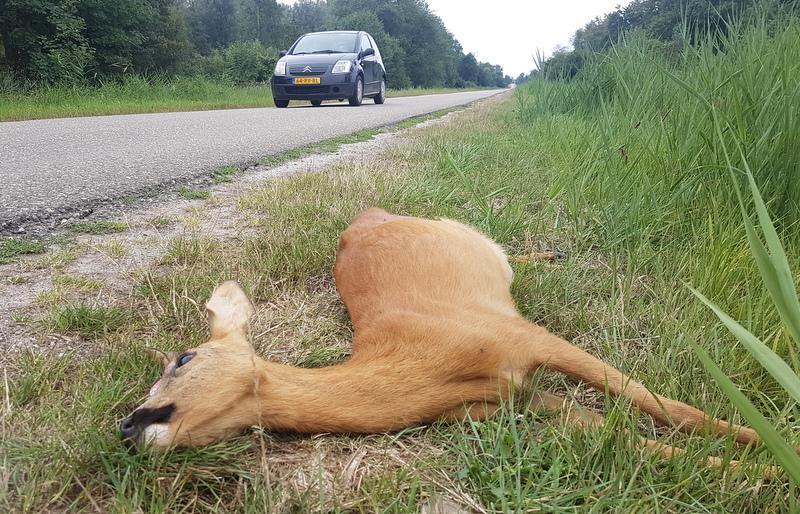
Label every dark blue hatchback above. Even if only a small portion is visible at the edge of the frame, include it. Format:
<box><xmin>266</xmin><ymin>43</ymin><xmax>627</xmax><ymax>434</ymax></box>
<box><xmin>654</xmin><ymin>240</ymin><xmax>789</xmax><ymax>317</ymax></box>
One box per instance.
<box><xmin>271</xmin><ymin>30</ymin><xmax>387</xmax><ymax>108</ymax></box>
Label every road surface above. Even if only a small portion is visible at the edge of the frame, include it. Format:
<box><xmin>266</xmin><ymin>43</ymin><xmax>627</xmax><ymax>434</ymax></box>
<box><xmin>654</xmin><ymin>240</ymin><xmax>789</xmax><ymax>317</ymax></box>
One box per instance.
<box><xmin>0</xmin><ymin>89</ymin><xmax>502</xmax><ymax>232</ymax></box>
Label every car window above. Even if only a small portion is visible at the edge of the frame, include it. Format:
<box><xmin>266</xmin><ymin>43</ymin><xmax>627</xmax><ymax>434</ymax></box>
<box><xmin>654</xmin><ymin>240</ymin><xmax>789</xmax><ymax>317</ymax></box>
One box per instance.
<box><xmin>292</xmin><ymin>33</ymin><xmax>357</xmax><ymax>55</ymax></box>
<box><xmin>368</xmin><ymin>35</ymin><xmax>381</xmax><ymax>60</ymax></box>
<box><xmin>360</xmin><ymin>34</ymin><xmax>372</xmax><ymax>52</ymax></box>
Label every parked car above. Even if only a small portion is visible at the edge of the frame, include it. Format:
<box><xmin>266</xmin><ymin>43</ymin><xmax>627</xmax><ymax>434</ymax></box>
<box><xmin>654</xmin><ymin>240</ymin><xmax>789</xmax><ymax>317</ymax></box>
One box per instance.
<box><xmin>271</xmin><ymin>30</ymin><xmax>387</xmax><ymax>108</ymax></box>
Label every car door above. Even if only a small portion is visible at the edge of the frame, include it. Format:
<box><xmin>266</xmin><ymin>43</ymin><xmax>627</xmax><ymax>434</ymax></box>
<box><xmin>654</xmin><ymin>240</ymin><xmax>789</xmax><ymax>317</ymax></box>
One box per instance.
<box><xmin>359</xmin><ymin>34</ymin><xmax>377</xmax><ymax>94</ymax></box>
<box><xmin>368</xmin><ymin>34</ymin><xmax>385</xmax><ymax>85</ymax></box>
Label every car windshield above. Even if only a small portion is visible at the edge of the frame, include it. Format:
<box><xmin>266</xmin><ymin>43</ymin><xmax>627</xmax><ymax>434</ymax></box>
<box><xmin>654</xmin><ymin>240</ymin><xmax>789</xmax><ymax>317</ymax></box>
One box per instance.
<box><xmin>292</xmin><ymin>33</ymin><xmax>357</xmax><ymax>55</ymax></box>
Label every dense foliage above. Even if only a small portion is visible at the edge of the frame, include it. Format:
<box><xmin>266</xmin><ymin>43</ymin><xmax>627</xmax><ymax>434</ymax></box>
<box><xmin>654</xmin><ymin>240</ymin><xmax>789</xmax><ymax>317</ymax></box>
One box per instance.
<box><xmin>520</xmin><ymin>0</ymin><xmax>797</xmax><ymax>81</ymax></box>
<box><xmin>0</xmin><ymin>0</ymin><xmax>512</xmax><ymax>88</ymax></box>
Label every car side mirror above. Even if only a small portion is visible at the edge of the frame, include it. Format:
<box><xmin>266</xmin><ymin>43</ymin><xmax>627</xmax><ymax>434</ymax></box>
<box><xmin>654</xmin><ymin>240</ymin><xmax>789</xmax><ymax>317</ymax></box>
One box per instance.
<box><xmin>359</xmin><ymin>48</ymin><xmax>375</xmax><ymax>60</ymax></box>
<box><xmin>279</xmin><ymin>50</ymin><xmax>287</xmax><ymax>58</ymax></box>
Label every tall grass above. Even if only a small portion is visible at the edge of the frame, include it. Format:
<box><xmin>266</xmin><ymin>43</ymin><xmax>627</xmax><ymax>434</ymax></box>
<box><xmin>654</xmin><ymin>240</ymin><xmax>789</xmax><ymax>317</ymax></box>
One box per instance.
<box><xmin>517</xmin><ymin>3</ymin><xmax>800</xmax><ymax>477</ymax></box>
<box><xmin>0</xmin><ymin>75</ymin><xmax>275</xmax><ymax>121</ymax></box>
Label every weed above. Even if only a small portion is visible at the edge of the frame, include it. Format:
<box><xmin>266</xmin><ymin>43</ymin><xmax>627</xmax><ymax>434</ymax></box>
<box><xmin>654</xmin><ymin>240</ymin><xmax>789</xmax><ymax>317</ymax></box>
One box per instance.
<box><xmin>70</xmin><ymin>220</ymin><xmax>128</xmax><ymax>235</ymax></box>
<box><xmin>11</xmin><ymin>312</ymin><xmax>33</xmax><ymax>323</ymax></box>
<box><xmin>23</xmin><ymin>247</ymin><xmax>78</xmax><ymax>270</ymax></box>
<box><xmin>52</xmin><ymin>273</ymin><xmax>103</xmax><ymax>292</ymax></box>
<box><xmin>0</xmin><ymin>237</ymin><xmax>47</xmax><ymax>264</ymax></box>
<box><xmin>212</xmin><ymin>165</ymin><xmax>238</xmax><ymax>183</ymax></box>
<box><xmin>148</xmin><ymin>216</ymin><xmax>175</xmax><ymax>227</ymax></box>
<box><xmin>178</xmin><ymin>187</ymin><xmax>211</xmax><ymax>200</ymax></box>
<box><xmin>96</xmin><ymin>240</ymin><xmax>127</xmax><ymax>258</ymax></box>
<box><xmin>5</xmin><ymin>275</ymin><xmax>32</xmax><ymax>284</ymax></box>
<box><xmin>162</xmin><ymin>236</ymin><xmax>220</xmax><ymax>267</ymax></box>
<box><xmin>45</xmin><ymin>303</ymin><xmax>130</xmax><ymax>338</ymax></box>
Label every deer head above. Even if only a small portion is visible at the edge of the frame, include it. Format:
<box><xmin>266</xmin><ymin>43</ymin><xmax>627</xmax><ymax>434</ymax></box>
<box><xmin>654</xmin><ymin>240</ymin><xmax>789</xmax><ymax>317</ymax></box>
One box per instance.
<box><xmin>120</xmin><ymin>281</ymin><xmax>265</xmax><ymax>449</ymax></box>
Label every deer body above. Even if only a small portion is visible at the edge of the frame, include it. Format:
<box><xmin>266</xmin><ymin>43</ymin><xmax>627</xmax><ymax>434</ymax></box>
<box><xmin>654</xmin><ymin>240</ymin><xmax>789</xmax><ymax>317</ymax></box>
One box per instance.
<box><xmin>121</xmin><ymin>208</ymin><xmax>777</xmax><ymax>476</ymax></box>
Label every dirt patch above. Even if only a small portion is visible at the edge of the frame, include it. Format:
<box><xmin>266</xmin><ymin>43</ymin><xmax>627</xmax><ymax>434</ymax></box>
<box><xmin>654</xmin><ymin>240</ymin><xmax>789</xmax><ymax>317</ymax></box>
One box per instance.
<box><xmin>0</xmin><ymin>109</ymin><xmax>469</xmax><ymax>366</ymax></box>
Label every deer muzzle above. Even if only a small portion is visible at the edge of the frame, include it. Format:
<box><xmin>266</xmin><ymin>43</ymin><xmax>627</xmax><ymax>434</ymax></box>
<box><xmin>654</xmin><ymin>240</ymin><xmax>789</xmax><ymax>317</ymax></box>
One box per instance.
<box><xmin>120</xmin><ymin>404</ymin><xmax>176</xmax><ymax>449</ymax></box>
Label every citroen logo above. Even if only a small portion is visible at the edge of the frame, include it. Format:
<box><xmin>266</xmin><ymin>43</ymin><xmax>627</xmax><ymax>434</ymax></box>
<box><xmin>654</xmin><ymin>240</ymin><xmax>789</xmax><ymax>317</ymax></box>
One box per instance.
<box><xmin>303</xmin><ymin>66</ymin><xmax>312</xmax><ymax>73</ymax></box>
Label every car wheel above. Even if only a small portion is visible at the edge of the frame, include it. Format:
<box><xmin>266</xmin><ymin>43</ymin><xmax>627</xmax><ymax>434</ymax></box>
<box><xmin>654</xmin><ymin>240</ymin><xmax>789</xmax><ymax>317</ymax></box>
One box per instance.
<box><xmin>274</xmin><ymin>99</ymin><xmax>289</xmax><ymax>108</ymax></box>
<box><xmin>374</xmin><ymin>78</ymin><xmax>386</xmax><ymax>104</ymax></box>
<box><xmin>311</xmin><ymin>100</ymin><xmax>322</xmax><ymax>107</ymax></box>
<box><xmin>348</xmin><ymin>76</ymin><xmax>363</xmax><ymax>106</ymax></box>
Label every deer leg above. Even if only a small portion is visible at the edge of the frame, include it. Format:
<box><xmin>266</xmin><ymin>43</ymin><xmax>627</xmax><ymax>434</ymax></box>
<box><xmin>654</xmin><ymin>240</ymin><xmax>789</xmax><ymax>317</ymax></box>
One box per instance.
<box><xmin>509</xmin><ymin>324</ymin><xmax>763</xmax><ymax>447</ymax></box>
<box><xmin>530</xmin><ymin>390</ymin><xmax>780</xmax><ymax>478</ymax></box>
<box><xmin>439</xmin><ymin>402</ymin><xmax>500</xmax><ymax>423</ymax></box>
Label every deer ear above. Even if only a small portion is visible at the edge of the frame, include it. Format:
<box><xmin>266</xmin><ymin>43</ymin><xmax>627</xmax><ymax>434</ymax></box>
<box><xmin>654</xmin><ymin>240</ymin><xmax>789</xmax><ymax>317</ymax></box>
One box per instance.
<box><xmin>206</xmin><ymin>281</ymin><xmax>255</xmax><ymax>340</ymax></box>
<box><xmin>145</xmin><ymin>347</ymin><xmax>178</xmax><ymax>367</ymax></box>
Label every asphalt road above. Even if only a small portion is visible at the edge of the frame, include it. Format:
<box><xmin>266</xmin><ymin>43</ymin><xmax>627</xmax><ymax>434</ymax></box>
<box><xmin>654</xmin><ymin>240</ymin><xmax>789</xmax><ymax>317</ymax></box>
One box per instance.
<box><xmin>0</xmin><ymin>89</ymin><xmax>502</xmax><ymax>232</ymax></box>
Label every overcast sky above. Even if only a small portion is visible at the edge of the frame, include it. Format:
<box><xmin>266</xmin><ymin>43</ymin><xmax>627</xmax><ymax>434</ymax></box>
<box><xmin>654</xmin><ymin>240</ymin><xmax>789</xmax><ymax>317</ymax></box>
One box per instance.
<box><xmin>279</xmin><ymin>1</ymin><xmax>632</xmax><ymax>77</ymax></box>
<box><xmin>426</xmin><ymin>0</ymin><xmax>632</xmax><ymax>76</ymax></box>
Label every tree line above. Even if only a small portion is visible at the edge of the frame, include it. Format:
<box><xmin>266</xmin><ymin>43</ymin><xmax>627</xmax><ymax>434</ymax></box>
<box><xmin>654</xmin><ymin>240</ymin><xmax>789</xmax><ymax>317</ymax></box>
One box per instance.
<box><xmin>0</xmin><ymin>0</ymin><xmax>512</xmax><ymax>89</ymax></box>
<box><xmin>517</xmin><ymin>0</ymin><xmax>797</xmax><ymax>82</ymax></box>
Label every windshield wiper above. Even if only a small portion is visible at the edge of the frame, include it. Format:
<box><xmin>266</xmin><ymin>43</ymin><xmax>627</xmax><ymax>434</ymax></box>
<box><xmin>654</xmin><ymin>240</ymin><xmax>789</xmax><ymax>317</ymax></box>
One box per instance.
<box><xmin>309</xmin><ymin>50</ymin><xmax>339</xmax><ymax>54</ymax></box>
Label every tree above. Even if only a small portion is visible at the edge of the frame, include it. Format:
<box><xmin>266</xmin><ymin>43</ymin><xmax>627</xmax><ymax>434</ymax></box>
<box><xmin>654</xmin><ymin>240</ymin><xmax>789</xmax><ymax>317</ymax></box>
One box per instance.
<box><xmin>0</xmin><ymin>0</ymin><xmax>92</xmax><ymax>84</ymax></box>
<box><xmin>223</xmin><ymin>39</ymin><xmax>276</xmax><ymax>83</ymax></box>
<box><xmin>79</xmin><ymin>0</ymin><xmax>191</xmax><ymax>75</ymax></box>
<box><xmin>235</xmin><ymin>0</ymin><xmax>288</xmax><ymax>49</ymax></box>
<box><xmin>186</xmin><ymin>0</ymin><xmax>237</xmax><ymax>53</ymax></box>
<box><xmin>287</xmin><ymin>0</ymin><xmax>328</xmax><ymax>41</ymax></box>
<box><xmin>458</xmin><ymin>53</ymin><xmax>479</xmax><ymax>84</ymax></box>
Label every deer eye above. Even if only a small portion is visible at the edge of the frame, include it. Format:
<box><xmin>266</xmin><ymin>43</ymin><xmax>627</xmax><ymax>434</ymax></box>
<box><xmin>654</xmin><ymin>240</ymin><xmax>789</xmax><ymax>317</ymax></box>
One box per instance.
<box><xmin>176</xmin><ymin>353</ymin><xmax>194</xmax><ymax>367</ymax></box>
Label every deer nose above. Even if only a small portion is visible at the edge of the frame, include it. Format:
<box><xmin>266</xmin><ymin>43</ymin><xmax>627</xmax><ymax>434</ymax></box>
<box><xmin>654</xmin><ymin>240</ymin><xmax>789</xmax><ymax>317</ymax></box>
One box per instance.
<box><xmin>118</xmin><ymin>404</ymin><xmax>176</xmax><ymax>448</ymax></box>
<box><xmin>120</xmin><ymin>415</ymin><xmax>140</xmax><ymax>443</ymax></box>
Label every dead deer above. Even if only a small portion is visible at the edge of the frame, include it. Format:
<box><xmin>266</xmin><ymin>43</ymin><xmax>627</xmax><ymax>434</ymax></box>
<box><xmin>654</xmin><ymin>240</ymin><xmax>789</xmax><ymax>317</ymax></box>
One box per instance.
<box><xmin>121</xmin><ymin>207</ymin><xmax>780</xmax><ymax>477</ymax></box>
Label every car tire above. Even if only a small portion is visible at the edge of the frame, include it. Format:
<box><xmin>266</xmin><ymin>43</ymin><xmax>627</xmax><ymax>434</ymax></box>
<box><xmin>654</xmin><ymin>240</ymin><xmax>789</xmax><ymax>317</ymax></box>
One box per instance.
<box><xmin>348</xmin><ymin>76</ymin><xmax>363</xmax><ymax>106</ymax></box>
<box><xmin>374</xmin><ymin>78</ymin><xmax>386</xmax><ymax>104</ymax></box>
<box><xmin>310</xmin><ymin>100</ymin><xmax>322</xmax><ymax>107</ymax></box>
<box><xmin>275</xmin><ymin>99</ymin><xmax>289</xmax><ymax>108</ymax></box>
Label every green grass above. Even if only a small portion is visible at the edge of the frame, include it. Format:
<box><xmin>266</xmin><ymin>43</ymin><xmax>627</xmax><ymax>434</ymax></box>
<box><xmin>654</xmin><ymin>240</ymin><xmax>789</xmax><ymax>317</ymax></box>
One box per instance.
<box><xmin>211</xmin><ymin>165</ymin><xmax>238</xmax><ymax>184</ymax></box>
<box><xmin>70</xmin><ymin>220</ymin><xmax>128</xmax><ymax>235</ymax></box>
<box><xmin>0</xmin><ymin>76</ymin><xmax>275</xmax><ymax>121</ymax></box>
<box><xmin>0</xmin><ymin>75</ymin><xmax>489</xmax><ymax>121</ymax></box>
<box><xmin>52</xmin><ymin>273</ymin><xmax>104</xmax><ymax>292</ymax></box>
<box><xmin>178</xmin><ymin>187</ymin><xmax>211</xmax><ymax>200</ymax></box>
<box><xmin>3</xmin><ymin>9</ymin><xmax>800</xmax><ymax>511</ymax></box>
<box><xmin>44</xmin><ymin>303</ymin><xmax>131</xmax><ymax>338</ymax></box>
<box><xmin>0</xmin><ymin>237</ymin><xmax>47</xmax><ymax>264</ymax></box>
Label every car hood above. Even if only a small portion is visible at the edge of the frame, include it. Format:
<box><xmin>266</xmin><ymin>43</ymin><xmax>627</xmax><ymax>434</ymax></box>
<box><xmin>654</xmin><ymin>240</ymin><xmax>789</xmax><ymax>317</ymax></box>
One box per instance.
<box><xmin>280</xmin><ymin>53</ymin><xmax>356</xmax><ymax>66</ymax></box>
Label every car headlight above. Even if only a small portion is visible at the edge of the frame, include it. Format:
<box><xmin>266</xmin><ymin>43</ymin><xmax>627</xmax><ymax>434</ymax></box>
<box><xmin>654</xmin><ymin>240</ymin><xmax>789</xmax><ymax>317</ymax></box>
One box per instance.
<box><xmin>331</xmin><ymin>60</ymin><xmax>352</xmax><ymax>74</ymax></box>
<box><xmin>274</xmin><ymin>61</ymin><xmax>286</xmax><ymax>76</ymax></box>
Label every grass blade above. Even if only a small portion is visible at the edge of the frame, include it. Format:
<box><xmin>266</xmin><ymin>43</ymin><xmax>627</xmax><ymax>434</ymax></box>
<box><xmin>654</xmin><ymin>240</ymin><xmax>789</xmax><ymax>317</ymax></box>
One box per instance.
<box><xmin>689</xmin><ymin>341</ymin><xmax>800</xmax><ymax>482</ymax></box>
<box><xmin>690</xmin><ymin>286</ymin><xmax>800</xmax><ymax>404</ymax></box>
<box><xmin>740</xmin><ymin>165</ymin><xmax>800</xmax><ymax>348</ymax></box>
<box><xmin>711</xmin><ymin>107</ymin><xmax>800</xmax><ymax>349</ymax></box>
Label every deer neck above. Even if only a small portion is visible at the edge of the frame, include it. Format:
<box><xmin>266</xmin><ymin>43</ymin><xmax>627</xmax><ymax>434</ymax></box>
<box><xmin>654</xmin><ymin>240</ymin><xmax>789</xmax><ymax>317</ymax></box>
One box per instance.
<box><xmin>250</xmin><ymin>358</ymin><xmax>416</xmax><ymax>434</ymax></box>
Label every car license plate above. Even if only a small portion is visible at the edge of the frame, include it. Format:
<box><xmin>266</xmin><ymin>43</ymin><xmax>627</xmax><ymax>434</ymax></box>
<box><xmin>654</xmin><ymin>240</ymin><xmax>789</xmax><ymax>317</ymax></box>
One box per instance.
<box><xmin>294</xmin><ymin>77</ymin><xmax>321</xmax><ymax>85</ymax></box>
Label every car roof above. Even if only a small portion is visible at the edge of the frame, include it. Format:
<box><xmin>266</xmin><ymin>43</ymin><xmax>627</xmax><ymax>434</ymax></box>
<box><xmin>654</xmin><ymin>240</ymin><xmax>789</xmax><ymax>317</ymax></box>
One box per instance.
<box><xmin>304</xmin><ymin>30</ymin><xmax>361</xmax><ymax>35</ymax></box>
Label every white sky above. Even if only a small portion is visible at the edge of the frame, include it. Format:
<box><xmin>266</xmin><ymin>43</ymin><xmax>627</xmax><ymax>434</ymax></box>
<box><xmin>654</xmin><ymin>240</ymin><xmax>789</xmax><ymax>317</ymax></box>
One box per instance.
<box><xmin>278</xmin><ymin>1</ymin><xmax>632</xmax><ymax>77</ymax></box>
<box><xmin>427</xmin><ymin>1</ymin><xmax>632</xmax><ymax>76</ymax></box>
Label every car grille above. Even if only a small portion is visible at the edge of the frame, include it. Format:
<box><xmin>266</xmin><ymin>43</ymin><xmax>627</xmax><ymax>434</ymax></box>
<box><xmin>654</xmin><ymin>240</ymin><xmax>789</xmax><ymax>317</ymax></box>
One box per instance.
<box><xmin>289</xmin><ymin>64</ymin><xmax>328</xmax><ymax>75</ymax></box>
<box><xmin>285</xmin><ymin>85</ymin><xmax>331</xmax><ymax>94</ymax></box>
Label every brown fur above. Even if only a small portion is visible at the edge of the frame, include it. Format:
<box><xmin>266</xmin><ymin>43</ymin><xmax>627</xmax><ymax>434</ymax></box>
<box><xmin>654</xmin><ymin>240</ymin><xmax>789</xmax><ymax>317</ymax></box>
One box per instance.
<box><xmin>122</xmin><ymin>208</ymin><xmax>781</xmax><ymax>477</ymax></box>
